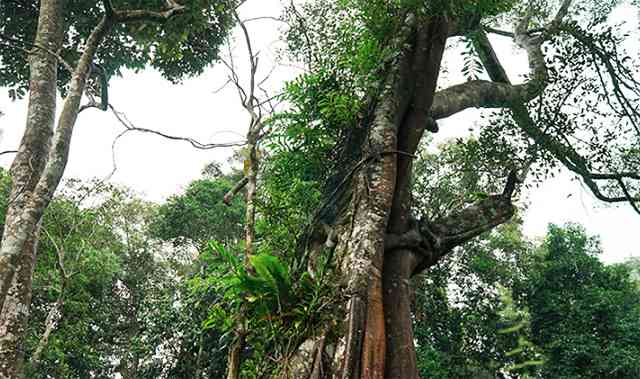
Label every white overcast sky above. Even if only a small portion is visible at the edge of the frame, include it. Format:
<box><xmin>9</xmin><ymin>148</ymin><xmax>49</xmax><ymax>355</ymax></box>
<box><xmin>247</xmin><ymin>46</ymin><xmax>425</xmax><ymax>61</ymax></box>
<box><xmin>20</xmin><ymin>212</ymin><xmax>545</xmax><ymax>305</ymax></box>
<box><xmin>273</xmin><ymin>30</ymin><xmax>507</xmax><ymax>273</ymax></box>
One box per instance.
<box><xmin>0</xmin><ymin>0</ymin><xmax>638</xmax><ymax>263</ymax></box>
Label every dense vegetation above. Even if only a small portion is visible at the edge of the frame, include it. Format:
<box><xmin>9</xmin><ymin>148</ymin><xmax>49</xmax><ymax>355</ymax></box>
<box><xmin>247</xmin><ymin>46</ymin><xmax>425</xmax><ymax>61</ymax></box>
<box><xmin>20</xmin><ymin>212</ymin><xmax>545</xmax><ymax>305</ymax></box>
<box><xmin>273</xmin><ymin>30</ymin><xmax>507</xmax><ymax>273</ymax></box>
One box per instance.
<box><xmin>2</xmin><ymin>167</ymin><xmax>637</xmax><ymax>378</ymax></box>
<box><xmin>2</xmin><ymin>0</ymin><xmax>640</xmax><ymax>378</ymax></box>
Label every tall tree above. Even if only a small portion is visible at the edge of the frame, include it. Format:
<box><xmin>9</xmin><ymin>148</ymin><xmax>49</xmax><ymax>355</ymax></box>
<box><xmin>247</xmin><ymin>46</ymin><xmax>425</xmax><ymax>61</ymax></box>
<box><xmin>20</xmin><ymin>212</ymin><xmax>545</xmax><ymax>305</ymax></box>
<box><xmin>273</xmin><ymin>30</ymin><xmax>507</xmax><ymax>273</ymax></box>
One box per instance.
<box><xmin>257</xmin><ymin>0</ymin><xmax>640</xmax><ymax>377</ymax></box>
<box><xmin>0</xmin><ymin>1</ymin><xmax>235</xmax><ymax>376</ymax></box>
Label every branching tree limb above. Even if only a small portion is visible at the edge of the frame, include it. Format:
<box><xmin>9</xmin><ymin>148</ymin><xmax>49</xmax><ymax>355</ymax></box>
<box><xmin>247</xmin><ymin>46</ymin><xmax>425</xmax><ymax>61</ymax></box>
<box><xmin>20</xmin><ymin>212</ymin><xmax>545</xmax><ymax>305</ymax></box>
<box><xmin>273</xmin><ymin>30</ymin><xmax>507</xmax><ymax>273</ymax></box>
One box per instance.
<box><xmin>474</xmin><ymin>29</ymin><xmax>640</xmax><ymax>214</ymax></box>
<box><xmin>409</xmin><ymin>170</ymin><xmax>518</xmax><ymax>275</ymax></box>
<box><xmin>430</xmin><ymin>1</ymin><xmax>573</xmax><ymax>120</ymax></box>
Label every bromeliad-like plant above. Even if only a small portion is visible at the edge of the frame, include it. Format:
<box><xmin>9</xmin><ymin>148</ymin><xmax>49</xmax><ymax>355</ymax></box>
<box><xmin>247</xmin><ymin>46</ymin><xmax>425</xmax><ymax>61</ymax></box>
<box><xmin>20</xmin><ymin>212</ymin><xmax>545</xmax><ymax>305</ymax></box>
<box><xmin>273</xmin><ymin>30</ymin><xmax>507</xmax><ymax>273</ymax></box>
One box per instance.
<box><xmin>200</xmin><ymin>241</ymin><xmax>335</xmax><ymax>375</ymax></box>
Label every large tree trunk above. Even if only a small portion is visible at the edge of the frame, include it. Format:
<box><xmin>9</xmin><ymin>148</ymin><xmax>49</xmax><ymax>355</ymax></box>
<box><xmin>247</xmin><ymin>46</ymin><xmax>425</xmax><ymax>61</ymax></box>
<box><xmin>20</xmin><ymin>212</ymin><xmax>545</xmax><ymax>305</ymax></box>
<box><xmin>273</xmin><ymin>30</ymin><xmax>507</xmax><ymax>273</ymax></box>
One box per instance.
<box><xmin>282</xmin><ymin>15</ymin><xmax>449</xmax><ymax>379</ymax></box>
<box><xmin>280</xmin><ymin>13</ymin><xmax>519</xmax><ymax>378</ymax></box>
<box><xmin>326</xmin><ymin>16</ymin><xmax>453</xmax><ymax>379</ymax></box>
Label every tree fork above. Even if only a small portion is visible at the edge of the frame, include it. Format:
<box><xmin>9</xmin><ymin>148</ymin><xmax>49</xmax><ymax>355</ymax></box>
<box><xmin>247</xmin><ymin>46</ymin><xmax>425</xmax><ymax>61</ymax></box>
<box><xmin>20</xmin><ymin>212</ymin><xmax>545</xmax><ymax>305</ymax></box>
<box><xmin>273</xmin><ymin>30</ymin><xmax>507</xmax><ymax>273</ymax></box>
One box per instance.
<box><xmin>383</xmin><ymin>15</ymin><xmax>449</xmax><ymax>378</ymax></box>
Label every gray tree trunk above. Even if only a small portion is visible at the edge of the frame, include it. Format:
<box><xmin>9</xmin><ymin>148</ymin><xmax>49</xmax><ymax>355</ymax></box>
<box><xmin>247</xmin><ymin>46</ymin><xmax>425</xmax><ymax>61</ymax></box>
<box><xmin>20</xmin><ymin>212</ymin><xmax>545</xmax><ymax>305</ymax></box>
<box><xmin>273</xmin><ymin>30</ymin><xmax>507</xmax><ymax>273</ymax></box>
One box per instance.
<box><xmin>0</xmin><ymin>1</ymin><xmax>64</xmax><ymax>376</ymax></box>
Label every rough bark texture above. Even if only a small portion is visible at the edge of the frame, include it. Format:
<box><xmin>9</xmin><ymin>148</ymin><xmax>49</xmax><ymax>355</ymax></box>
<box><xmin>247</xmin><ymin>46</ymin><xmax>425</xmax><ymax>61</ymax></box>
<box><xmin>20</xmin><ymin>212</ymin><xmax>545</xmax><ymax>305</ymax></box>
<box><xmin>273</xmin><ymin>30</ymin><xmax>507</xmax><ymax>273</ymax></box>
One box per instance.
<box><xmin>0</xmin><ymin>2</ymin><xmax>186</xmax><ymax>376</ymax></box>
<box><xmin>327</xmin><ymin>14</ymin><xmax>420</xmax><ymax>379</ymax></box>
<box><xmin>0</xmin><ymin>232</ymin><xmax>39</xmax><ymax>378</ymax></box>
<box><xmin>0</xmin><ymin>1</ymin><xmax>64</xmax><ymax>377</ymax></box>
<box><xmin>277</xmin><ymin>6</ymin><xmax>569</xmax><ymax>376</ymax></box>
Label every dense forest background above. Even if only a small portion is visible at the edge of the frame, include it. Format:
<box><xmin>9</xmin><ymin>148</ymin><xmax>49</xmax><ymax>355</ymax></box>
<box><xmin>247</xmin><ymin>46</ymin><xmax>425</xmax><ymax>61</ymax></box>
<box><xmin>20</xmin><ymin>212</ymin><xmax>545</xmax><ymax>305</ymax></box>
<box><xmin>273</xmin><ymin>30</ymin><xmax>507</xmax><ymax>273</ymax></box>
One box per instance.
<box><xmin>3</xmin><ymin>166</ymin><xmax>640</xmax><ymax>378</ymax></box>
<box><xmin>2</xmin><ymin>0</ymin><xmax>640</xmax><ymax>378</ymax></box>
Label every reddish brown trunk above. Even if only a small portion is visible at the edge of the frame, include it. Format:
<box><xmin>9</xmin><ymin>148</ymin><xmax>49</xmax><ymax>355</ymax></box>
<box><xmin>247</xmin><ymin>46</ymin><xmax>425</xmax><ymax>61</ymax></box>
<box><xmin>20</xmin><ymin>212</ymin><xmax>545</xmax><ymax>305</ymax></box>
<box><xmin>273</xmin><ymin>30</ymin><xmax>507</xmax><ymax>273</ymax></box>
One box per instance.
<box><xmin>382</xmin><ymin>17</ymin><xmax>448</xmax><ymax>378</ymax></box>
<box><xmin>275</xmin><ymin>13</ymin><xmax>520</xmax><ymax>379</ymax></box>
<box><xmin>360</xmin><ymin>271</ymin><xmax>385</xmax><ymax>378</ymax></box>
<box><xmin>286</xmin><ymin>16</ymin><xmax>451</xmax><ymax>379</ymax></box>
<box><xmin>382</xmin><ymin>248</ymin><xmax>421</xmax><ymax>379</ymax></box>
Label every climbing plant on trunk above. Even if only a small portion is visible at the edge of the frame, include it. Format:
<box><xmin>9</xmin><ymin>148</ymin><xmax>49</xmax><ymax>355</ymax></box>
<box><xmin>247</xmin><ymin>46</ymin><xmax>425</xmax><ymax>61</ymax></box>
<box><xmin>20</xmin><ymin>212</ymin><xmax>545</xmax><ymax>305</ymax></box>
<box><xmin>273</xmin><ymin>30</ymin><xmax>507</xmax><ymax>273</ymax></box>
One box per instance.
<box><xmin>260</xmin><ymin>0</ymin><xmax>640</xmax><ymax>377</ymax></box>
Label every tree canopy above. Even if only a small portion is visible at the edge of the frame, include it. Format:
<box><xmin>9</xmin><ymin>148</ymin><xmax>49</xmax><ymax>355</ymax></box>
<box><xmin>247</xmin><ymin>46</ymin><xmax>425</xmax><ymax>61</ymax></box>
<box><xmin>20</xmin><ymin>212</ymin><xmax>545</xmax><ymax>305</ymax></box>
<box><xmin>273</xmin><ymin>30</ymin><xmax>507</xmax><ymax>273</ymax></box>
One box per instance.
<box><xmin>2</xmin><ymin>0</ymin><xmax>640</xmax><ymax>378</ymax></box>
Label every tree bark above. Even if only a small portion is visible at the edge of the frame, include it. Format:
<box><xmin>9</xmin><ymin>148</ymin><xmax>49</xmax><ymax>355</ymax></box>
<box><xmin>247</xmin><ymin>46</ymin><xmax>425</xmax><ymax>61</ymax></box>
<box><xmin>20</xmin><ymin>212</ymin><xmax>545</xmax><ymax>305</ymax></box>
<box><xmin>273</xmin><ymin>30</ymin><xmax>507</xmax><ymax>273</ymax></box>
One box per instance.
<box><xmin>279</xmin><ymin>11</ymin><xmax>535</xmax><ymax>378</ymax></box>
<box><xmin>0</xmin><ymin>232</ymin><xmax>39</xmax><ymax>378</ymax></box>
<box><xmin>0</xmin><ymin>1</ymin><xmax>64</xmax><ymax>377</ymax></box>
<box><xmin>0</xmin><ymin>2</ymin><xmax>185</xmax><ymax>375</ymax></box>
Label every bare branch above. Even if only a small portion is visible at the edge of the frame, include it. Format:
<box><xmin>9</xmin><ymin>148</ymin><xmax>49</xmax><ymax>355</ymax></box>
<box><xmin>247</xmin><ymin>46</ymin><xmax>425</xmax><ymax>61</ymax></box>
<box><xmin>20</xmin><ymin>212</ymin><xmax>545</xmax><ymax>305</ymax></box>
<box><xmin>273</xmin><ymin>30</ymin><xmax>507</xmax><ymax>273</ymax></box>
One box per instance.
<box><xmin>108</xmin><ymin>104</ymin><xmax>246</xmax><ymax>149</ymax></box>
<box><xmin>0</xmin><ymin>150</ymin><xmax>18</xmax><ymax>157</ymax></box>
<box><xmin>242</xmin><ymin>16</ymin><xmax>285</xmax><ymax>24</ymax></box>
<box><xmin>483</xmin><ymin>27</ymin><xmax>514</xmax><ymax>38</ymax></box>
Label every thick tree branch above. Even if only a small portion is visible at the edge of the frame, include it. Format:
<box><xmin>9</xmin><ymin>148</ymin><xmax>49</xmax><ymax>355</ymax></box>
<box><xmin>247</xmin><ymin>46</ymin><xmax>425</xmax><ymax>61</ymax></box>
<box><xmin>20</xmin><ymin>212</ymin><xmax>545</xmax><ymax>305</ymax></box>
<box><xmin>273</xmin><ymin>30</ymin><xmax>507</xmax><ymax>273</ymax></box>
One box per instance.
<box><xmin>550</xmin><ymin>0</ymin><xmax>574</xmax><ymax>30</ymax></box>
<box><xmin>431</xmin><ymin>23</ymin><xmax>546</xmax><ymax>119</ymax></box>
<box><xmin>0</xmin><ymin>33</ymin><xmax>74</xmax><ymax>73</ymax></box>
<box><xmin>386</xmin><ymin>172</ymin><xmax>519</xmax><ymax>276</ymax></box>
<box><xmin>475</xmin><ymin>25</ymin><xmax>640</xmax><ymax>214</ymax></box>
<box><xmin>113</xmin><ymin>2</ymin><xmax>185</xmax><ymax>24</ymax></box>
<box><xmin>409</xmin><ymin>189</ymin><xmax>515</xmax><ymax>275</ymax></box>
<box><xmin>430</xmin><ymin>80</ymin><xmax>540</xmax><ymax>119</ymax></box>
<box><xmin>431</xmin><ymin>2</ymin><xmax>575</xmax><ymax>120</ymax></box>
<box><xmin>29</xmin><ymin>15</ymin><xmax>113</xmax><ymax>213</ymax></box>
<box><xmin>423</xmin><ymin>194</ymin><xmax>514</xmax><ymax>255</ymax></box>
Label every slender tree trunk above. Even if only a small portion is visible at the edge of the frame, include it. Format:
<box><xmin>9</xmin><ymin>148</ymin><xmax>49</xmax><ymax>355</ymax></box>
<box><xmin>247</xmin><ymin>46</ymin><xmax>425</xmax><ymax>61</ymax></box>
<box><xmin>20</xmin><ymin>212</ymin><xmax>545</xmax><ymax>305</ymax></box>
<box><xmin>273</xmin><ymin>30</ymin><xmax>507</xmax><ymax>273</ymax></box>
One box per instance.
<box><xmin>29</xmin><ymin>299</ymin><xmax>62</xmax><ymax>372</ymax></box>
<box><xmin>29</xmin><ymin>277</ymin><xmax>64</xmax><ymax>372</ymax></box>
<box><xmin>226</xmin><ymin>332</ymin><xmax>245</xmax><ymax>379</ymax></box>
<box><xmin>194</xmin><ymin>332</ymin><xmax>205</xmax><ymax>378</ymax></box>
<box><xmin>0</xmin><ymin>1</ymin><xmax>64</xmax><ymax>377</ymax></box>
<box><xmin>226</xmin><ymin>114</ymin><xmax>261</xmax><ymax>379</ymax></box>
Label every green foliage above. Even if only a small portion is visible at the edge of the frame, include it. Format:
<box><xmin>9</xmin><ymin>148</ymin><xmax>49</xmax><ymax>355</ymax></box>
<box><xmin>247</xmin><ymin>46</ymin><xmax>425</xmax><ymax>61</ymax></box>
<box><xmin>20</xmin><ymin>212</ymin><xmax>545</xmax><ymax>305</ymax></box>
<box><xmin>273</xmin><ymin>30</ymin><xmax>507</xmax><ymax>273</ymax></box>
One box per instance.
<box><xmin>201</xmin><ymin>242</ymin><xmax>337</xmax><ymax>377</ymax></box>
<box><xmin>0</xmin><ymin>0</ymin><xmax>237</xmax><ymax>97</ymax></box>
<box><xmin>257</xmin><ymin>71</ymin><xmax>355</xmax><ymax>258</ymax></box>
<box><xmin>461</xmin><ymin>32</ymin><xmax>485</xmax><ymax>81</ymax></box>
<box><xmin>414</xmin><ymin>222</ymin><xmax>537</xmax><ymax>378</ymax></box>
<box><xmin>151</xmin><ymin>172</ymin><xmax>245</xmax><ymax>248</ymax></box>
<box><xmin>520</xmin><ymin>224</ymin><xmax>640</xmax><ymax>378</ymax></box>
<box><xmin>412</xmin><ymin>137</ymin><xmax>517</xmax><ymax>220</ymax></box>
<box><xmin>22</xmin><ymin>182</ymin><xmax>130</xmax><ymax>377</ymax></box>
<box><xmin>9</xmin><ymin>179</ymin><xmax>228</xmax><ymax>379</ymax></box>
